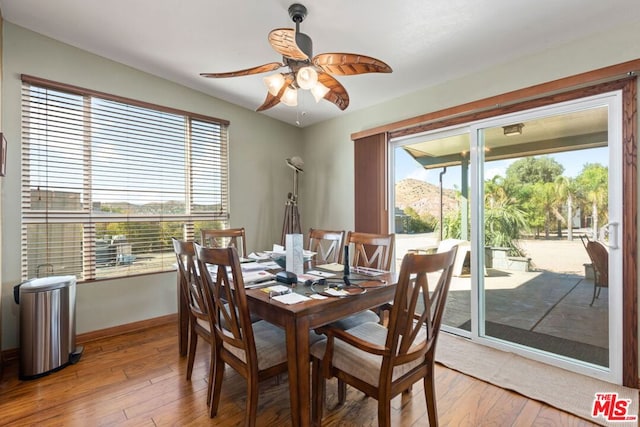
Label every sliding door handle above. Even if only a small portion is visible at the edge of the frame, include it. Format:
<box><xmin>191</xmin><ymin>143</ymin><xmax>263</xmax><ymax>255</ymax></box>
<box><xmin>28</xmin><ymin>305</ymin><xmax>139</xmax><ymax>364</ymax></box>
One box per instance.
<box><xmin>599</xmin><ymin>222</ymin><xmax>619</xmax><ymax>249</ymax></box>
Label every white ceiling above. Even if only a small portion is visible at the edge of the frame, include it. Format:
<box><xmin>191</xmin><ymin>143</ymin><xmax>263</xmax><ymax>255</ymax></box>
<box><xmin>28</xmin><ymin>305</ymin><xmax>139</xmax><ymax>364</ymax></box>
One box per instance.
<box><xmin>1</xmin><ymin>0</ymin><xmax>639</xmax><ymax>127</ymax></box>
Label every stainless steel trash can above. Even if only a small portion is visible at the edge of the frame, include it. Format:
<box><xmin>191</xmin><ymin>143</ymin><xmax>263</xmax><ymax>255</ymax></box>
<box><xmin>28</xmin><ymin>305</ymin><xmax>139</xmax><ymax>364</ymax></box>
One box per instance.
<box><xmin>13</xmin><ymin>275</ymin><xmax>83</xmax><ymax>380</ymax></box>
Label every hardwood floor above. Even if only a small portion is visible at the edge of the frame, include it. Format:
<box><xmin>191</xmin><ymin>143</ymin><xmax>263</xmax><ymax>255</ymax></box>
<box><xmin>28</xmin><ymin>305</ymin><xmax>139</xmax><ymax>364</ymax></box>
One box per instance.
<box><xmin>0</xmin><ymin>321</ymin><xmax>597</xmax><ymax>426</ymax></box>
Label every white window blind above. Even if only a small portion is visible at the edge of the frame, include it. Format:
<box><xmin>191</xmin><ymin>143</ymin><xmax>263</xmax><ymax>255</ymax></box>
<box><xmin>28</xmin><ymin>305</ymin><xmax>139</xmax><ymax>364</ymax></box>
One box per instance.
<box><xmin>21</xmin><ymin>75</ymin><xmax>230</xmax><ymax>281</ymax></box>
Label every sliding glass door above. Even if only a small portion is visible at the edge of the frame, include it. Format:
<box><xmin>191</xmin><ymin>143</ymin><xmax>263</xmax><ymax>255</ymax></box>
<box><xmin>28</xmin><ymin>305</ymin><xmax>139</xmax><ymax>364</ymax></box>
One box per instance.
<box><xmin>391</xmin><ymin>91</ymin><xmax>623</xmax><ymax>383</ymax></box>
<box><xmin>391</xmin><ymin>128</ymin><xmax>472</xmax><ymax>334</ymax></box>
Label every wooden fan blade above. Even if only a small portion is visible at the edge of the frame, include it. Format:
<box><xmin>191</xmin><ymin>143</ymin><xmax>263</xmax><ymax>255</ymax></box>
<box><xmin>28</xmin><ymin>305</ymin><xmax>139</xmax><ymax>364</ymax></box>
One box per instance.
<box><xmin>256</xmin><ymin>92</ymin><xmax>280</xmax><ymax>111</ymax></box>
<box><xmin>256</xmin><ymin>74</ymin><xmax>295</xmax><ymax>112</ymax></box>
<box><xmin>268</xmin><ymin>28</ymin><xmax>308</xmax><ymax>61</ymax></box>
<box><xmin>313</xmin><ymin>53</ymin><xmax>392</xmax><ymax>75</ymax></box>
<box><xmin>200</xmin><ymin>62</ymin><xmax>284</xmax><ymax>78</ymax></box>
<box><xmin>317</xmin><ymin>72</ymin><xmax>349</xmax><ymax>111</ymax></box>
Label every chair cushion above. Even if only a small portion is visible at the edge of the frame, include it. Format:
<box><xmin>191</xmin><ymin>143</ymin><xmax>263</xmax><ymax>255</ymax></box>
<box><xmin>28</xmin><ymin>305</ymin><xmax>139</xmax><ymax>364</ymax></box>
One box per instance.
<box><xmin>224</xmin><ymin>320</ymin><xmax>323</xmax><ymax>371</ymax></box>
<box><xmin>328</xmin><ymin>309</ymin><xmax>380</xmax><ymax>330</ymax></box>
<box><xmin>310</xmin><ymin>322</ymin><xmax>426</xmax><ymax>387</ymax></box>
<box><xmin>224</xmin><ymin>320</ymin><xmax>287</xmax><ymax>370</ymax></box>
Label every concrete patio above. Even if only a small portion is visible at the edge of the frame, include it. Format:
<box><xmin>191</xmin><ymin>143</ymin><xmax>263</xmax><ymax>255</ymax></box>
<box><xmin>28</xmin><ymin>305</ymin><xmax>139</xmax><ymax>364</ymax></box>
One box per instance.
<box><xmin>396</xmin><ymin>234</ymin><xmax>609</xmax><ymax>366</ymax></box>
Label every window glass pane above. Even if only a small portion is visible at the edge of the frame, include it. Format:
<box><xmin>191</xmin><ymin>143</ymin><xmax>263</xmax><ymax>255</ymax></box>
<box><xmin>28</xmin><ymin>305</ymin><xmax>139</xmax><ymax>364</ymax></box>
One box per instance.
<box><xmin>191</xmin><ymin>119</ymin><xmax>228</xmax><ymax>213</ymax></box>
<box><xmin>94</xmin><ymin>221</ymin><xmax>181</xmax><ymax>279</ymax></box>
<box><xmin>25</xmin><ymin>223</ymin><xmax>84</xmax><ymax>279</ymax></box>
<box><xmin>91</xmin><ymin>99</ymin><xmax>187</xmax><ymax>210</ymax></box>
<box><xmin>393</xmin><ymin>132</ymin><xmax>472</xmax><ymax>332</ymax></box>
<box><xmin>479</xmin><ymin>107</ymin><xmax>610</xmax><ymax>368</ymax></box>
<box><xmin>23</xmin><ymin>88</ymin><xmax>86</xmax><ymax>211</ymax></box>
<box><xmin>193</xmin><ymin>220</ymin><xmax>229</xmax><ymax>241</ymax></box>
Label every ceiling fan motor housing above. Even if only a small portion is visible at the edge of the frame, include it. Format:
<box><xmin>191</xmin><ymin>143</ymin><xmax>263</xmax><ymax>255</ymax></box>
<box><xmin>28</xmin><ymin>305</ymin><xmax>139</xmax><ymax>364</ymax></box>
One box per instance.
<box><xmin>289</xmin><ymin>4</ymin><xmax>313</xmax><ymax>59</ymax></box>
<box><xmin>288</xmin><ymin>3</ymin><xmax>308</xmax><ymax>23</ymax></box>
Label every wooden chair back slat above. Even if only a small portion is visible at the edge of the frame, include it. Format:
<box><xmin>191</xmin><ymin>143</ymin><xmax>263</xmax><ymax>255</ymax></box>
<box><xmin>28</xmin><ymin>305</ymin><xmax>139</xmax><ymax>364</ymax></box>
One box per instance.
<box><xmin>194</xmin><ymin>244</ymin><xmax>258</xmax><ymax>368</ymax></box>
<box><xmin>173</xmin><ymin>239</ymin><xmax>209</xmax><ymax>323</ymax></box>
<box><xmin>173</xmin><ymin>238</ymin><xmax>194</xmax><ymax>309</ymax></box>
<box><xmin>308</xmin><ymin>228</ymin><xmax>345</xmax><ymax>264</ymax></box>
<box><xmin>201</xmin><ymin>227</ymin><xmax>248</xmax><ymax>257</ymax></box>
<box><xmin>387</xmin><ymin>248</ymin><xmax>457</xmax><ymax>366</ymax></box>
<box><xmin>346</xmin><ymin>231</ymin><xmax>395</xmax><ymax>271</ymax></box>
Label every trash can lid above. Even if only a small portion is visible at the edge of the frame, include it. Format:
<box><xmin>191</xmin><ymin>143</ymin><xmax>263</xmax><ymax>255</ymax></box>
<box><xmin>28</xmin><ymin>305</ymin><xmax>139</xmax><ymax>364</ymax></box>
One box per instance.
<box><xmin>19</xmin><ymin>275</ymin><xmax>77</xmax><ymax>293</ymax></box>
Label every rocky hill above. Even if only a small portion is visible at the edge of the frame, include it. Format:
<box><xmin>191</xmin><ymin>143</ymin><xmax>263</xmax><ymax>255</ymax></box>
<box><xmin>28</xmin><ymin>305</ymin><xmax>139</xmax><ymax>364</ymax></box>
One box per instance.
<box><xmin>395</xmin><ymin>178</ymin><xmax>459</xmax><ymax>218</ymax></box>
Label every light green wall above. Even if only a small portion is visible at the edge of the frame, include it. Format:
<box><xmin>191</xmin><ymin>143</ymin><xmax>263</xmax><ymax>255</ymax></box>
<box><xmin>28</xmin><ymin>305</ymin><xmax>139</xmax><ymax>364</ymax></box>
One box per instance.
<box><xmin>0</xmin><ymin>23</ymin><xmax>302</xmax><ymax>349</ymax></box>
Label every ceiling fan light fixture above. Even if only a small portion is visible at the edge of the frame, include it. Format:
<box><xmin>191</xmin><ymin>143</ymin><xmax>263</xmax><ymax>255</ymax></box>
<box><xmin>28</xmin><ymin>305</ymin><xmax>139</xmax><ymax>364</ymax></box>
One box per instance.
<box><xmin>310</xmin><ymin>82</ymin><xmax>330</xmax><ymax>102</ymax></box>
<box><xmin>263</xmin><ymin>73</ymin><xmax>286</xmax><ymax>96</ymax></box>
<box><xmin>296</xmin><ymin>66</ymin><xmax>318</xmax><ymax>90</ymax></box>
<box><xmin>280</xmin><ymin>86</ymin><xmax>298</xmax><ymax>106</ymax></box>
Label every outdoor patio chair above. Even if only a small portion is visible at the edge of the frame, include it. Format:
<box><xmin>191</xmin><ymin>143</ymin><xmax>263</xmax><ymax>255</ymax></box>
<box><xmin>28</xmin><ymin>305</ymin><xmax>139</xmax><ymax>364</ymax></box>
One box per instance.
<box><xmin>580</xmin><ymin>235</ymin><xmax>609</xmax><ymax>306</ymax></box>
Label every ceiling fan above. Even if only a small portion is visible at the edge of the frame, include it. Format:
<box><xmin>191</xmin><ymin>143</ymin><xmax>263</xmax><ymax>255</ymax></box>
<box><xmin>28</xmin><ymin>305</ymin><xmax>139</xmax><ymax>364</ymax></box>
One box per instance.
<box><xmin>200</xmin><ymin>3</ymin><xmax>392</xmax><ymax>112</ymax></box>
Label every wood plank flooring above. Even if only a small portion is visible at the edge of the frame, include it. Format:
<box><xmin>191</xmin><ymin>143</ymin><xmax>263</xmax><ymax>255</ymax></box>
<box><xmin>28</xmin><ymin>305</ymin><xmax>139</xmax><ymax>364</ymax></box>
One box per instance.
<box><xmin>0</xmin><ymin>321</ymin><xmax>598</xmax><ymax>426</ymax></box>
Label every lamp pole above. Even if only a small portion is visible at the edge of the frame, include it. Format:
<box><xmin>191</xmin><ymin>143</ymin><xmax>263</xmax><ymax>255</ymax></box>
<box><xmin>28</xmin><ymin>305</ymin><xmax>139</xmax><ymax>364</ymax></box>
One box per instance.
<box><xmin>281</xmin><ymin>158</ymin><xmax>303</xmax><ymax>244</ymax></box>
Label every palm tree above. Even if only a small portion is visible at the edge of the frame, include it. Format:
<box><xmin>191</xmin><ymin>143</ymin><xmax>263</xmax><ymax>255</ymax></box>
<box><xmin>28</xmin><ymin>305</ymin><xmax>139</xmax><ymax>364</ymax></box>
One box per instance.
<box><xmin>473</xmin><ymin>175</ymin><xmax>527</xmax><ymax>255</ymax></box>
<box><xmin>554</xmin><ymin>176</ymin><xmax>582</xmax><ymax>241</ymax></box>
<box><xmin>485</xmin><ymin>175</ymin><xmax>509</xmax><ymax>209</ymax></box>
<box><xmin>586</xmin><ymin>187</ymin><xmax>607</xmax><ymax>237</ymax></box>
<box><xmin>576</xmin><ymin>164</ymin><xmax>608</xmax><ymax>238</ymax></box>
<box><xmin>484</xmin><ymin>198</ymin><xmax>529</xmax><ymax>256</ymax></box>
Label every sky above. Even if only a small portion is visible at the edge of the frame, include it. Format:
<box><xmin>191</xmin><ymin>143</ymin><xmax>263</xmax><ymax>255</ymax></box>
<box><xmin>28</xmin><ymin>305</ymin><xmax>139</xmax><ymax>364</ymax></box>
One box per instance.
<box><xmin>395</xmin><ymin>146</ymin><xmax>609</xmax><ymax>190</ymax></box>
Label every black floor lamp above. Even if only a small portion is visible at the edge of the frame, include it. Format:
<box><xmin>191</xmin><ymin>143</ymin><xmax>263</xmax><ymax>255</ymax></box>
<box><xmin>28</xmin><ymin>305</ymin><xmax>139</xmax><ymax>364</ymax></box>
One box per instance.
<box><xmin>281</xmin><ymin>156</ymin><xmax>303</xmax><ymax>245</ymax></box>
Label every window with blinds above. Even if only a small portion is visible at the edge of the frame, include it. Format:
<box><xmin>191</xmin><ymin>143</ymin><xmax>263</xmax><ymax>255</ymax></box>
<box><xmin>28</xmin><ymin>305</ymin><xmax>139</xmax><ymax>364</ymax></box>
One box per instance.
<box><xmin>20</xmin><ymin>75</ymin><xmax>230</xmax><ymax>281</ymax></box>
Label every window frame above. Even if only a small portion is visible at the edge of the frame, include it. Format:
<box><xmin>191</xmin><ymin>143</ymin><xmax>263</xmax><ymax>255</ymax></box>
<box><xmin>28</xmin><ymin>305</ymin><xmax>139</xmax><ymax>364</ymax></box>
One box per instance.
<box><xmin>20</xmin><ymin>74</ymin><xmax>230</xmax><ymax>282</ymax></box>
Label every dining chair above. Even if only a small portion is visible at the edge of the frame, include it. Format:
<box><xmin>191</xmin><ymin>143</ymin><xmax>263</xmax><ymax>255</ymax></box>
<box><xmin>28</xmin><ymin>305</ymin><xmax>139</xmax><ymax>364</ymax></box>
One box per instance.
<box><xmin>172</xmin><ymin>238</ymin><xmax>216</xmax><ymax>406</ymax></box>
<box><xmin>347</xmin><ymin>231</ymin><xmax>395</xmax><ymax>271</ymax></box>
<box><xmin>308</xmin><ymin>228</ymin><xmax>345</xmax><ymax>264</ymax></box>
<box><xmin>328</xmin><ymin>231</ymin><xmax>396</xmax><ymax>330</ymax></box>
<box><xmin>201</xmin><ymin>227</ymin><xmax>248</xmax><ymax>257</ymax></box>
<box><xmin>310</xmin><ymin>247</ymin><xmax>458</xmax><ymax>427</ymax></box>
<box><xmin>193</xmin><ymin>243</ymin><xmax>290</xmax><ymax>423</ymax></box>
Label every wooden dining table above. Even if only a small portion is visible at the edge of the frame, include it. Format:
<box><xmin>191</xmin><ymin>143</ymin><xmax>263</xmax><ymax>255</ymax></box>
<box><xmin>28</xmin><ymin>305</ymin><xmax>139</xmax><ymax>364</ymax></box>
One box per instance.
<box><xmin>177</xmin><ymin>268</ymin><xmax>397</xmax><ymax>427</ymax></box>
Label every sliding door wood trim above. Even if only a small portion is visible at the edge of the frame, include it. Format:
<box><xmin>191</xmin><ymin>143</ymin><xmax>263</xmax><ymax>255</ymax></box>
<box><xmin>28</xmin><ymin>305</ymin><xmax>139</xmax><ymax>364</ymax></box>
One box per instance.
<box><xmin>388</xmin><ymin>78</ymin><xmax>635</xmax><ymax>140</ymax></box>
<box><xmin>354</xmin><ymin>133</ymin><xmax>389</xmax><ymax>234</ymax></box>
<box><xmin>351</xmin><ymin>59</ymin><xmax>640</xmax><ymax>140</ymax></box>
<box><xmin>621</xmin><ymin>78</ymin><xmax>638</xmax><ymax>388</ymax></box>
